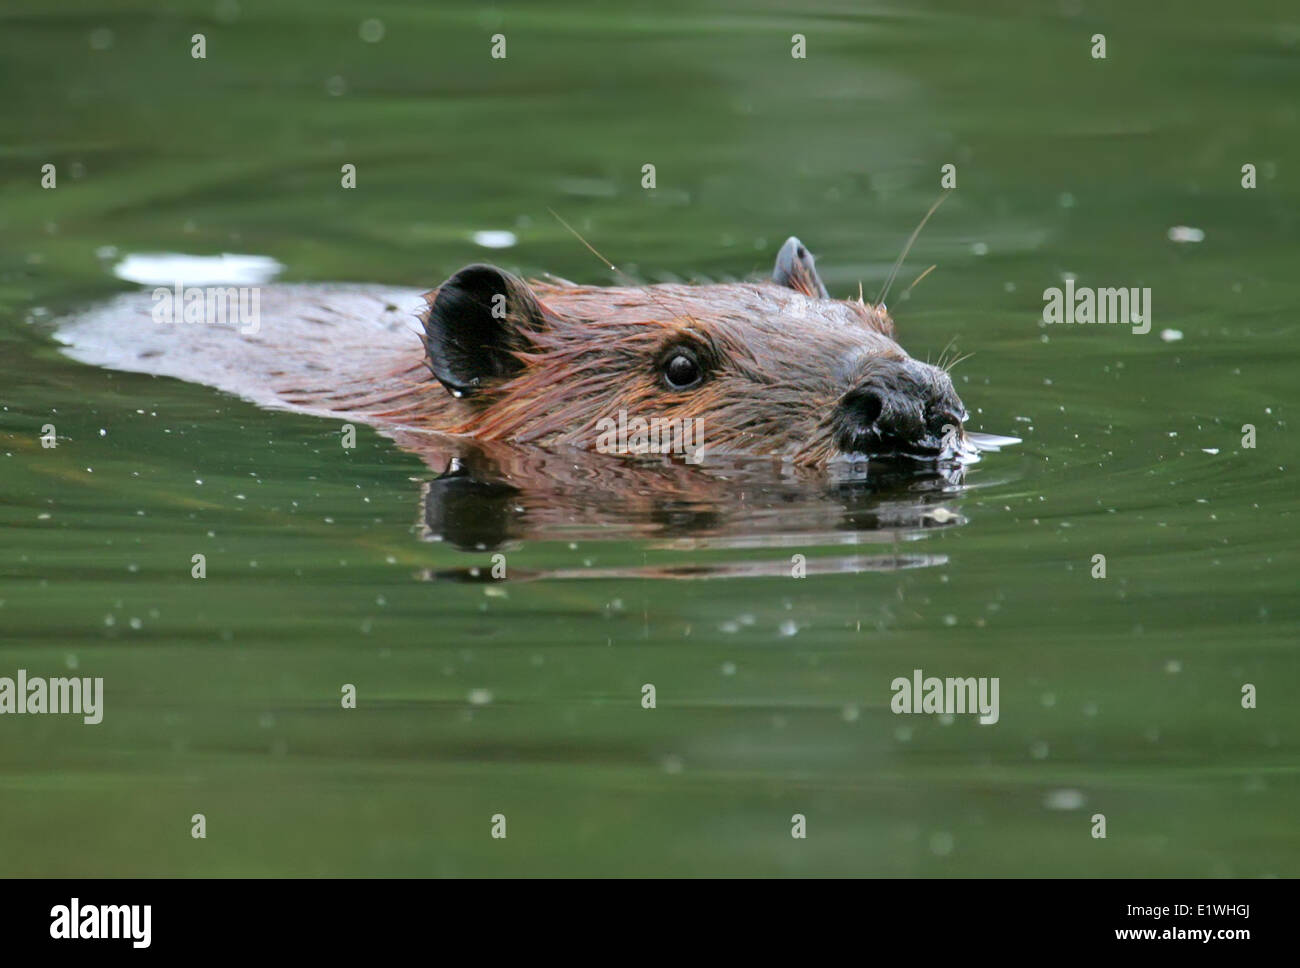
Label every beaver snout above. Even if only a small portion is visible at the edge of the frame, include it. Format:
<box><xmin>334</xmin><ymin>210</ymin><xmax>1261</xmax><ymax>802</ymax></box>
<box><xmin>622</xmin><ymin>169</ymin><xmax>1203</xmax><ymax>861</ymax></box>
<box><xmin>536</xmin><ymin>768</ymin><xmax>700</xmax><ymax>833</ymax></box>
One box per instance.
<box><xmin>833</xmin><ymin>359</ymin><xmax>966</xmax><ymax>460</ymax></box>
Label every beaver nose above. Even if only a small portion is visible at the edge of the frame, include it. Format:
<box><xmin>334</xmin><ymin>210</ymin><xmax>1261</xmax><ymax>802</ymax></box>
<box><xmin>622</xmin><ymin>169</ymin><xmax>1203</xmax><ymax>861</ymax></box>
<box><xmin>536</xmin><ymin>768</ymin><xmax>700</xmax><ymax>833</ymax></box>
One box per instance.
<box><xmin>834</xmin><ymin>360</ymin><xmax>965</xmax><ymax>457</ymax></box>
<box><xmin>840</xmin><ymin>386</ymin><xmax>925</xmax><ymax>447</ymax></box>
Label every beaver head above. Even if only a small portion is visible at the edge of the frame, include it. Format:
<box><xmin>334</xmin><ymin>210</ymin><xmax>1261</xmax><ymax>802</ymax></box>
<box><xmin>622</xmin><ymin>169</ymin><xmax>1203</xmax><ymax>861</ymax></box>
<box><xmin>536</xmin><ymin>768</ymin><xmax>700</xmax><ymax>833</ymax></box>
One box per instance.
<box><xmin>419</xmin><ymin>237</ymin><xmax>968</xmax><ymax>465</ymax></box>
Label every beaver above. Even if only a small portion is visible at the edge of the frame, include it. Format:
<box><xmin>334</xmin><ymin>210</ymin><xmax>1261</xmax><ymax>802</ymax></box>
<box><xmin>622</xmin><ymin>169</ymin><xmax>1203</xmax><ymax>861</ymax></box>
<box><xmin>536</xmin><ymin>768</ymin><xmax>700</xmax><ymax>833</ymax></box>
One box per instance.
<box><xmin>57</xmin><ymin>237</ymin><xmax>1004</xmax><ymax>466</ymax></box>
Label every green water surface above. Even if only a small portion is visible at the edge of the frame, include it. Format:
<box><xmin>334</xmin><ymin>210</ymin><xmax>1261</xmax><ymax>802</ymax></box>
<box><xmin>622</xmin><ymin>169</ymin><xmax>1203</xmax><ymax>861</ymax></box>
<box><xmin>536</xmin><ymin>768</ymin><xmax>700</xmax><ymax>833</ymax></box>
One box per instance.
<box><xmin>1</xmin><ymin>0</ymin><xmax>1297</xmax><ymax>876</ymax></box>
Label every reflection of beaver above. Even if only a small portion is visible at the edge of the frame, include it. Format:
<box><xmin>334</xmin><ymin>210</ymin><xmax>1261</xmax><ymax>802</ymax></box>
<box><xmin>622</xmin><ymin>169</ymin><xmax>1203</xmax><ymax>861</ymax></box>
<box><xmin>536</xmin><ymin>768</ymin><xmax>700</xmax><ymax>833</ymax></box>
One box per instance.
<box><xmin>408</xmin><ymin>434</ymin><xmax>971</xmax><ymax>552</ymax></box>
<box><xmin>58</xmin><ymin>238</ymin><xmax>982</xmax><ymax>464</ymax></box>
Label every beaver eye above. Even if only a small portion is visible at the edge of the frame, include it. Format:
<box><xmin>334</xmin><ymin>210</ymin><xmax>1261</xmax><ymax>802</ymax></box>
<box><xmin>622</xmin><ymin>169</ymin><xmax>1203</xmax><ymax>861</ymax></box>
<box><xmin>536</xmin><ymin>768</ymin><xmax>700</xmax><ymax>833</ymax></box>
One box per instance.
<box><xmin>661</xmin><ymin>348</ymin><xmax>704</xmax><ymax>390</ymax></box>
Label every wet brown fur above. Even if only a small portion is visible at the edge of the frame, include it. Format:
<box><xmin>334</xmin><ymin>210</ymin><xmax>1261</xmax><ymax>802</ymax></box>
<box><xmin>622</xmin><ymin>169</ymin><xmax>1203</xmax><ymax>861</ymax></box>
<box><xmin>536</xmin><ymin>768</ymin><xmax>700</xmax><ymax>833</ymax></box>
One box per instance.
<box><xmin>398</xmin><ymin>279</ymin><xmax>906</xmax><ymax>465</ymax></box>
<box><xmin>57</xmin><ymin>263</ymin><xmax>951</xmax><ymax>467</ymax></box>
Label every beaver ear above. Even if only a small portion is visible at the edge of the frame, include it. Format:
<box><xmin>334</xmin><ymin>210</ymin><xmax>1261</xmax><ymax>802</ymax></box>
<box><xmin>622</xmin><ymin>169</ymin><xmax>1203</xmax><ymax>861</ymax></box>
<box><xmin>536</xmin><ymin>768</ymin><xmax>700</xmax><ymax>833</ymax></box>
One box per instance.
<box><xmin>422</xmin><ymin>264</ymin><xmax>546</xmax><ymax>396</ymax></box>
<box><xmin>772</xmin><ymin>236</ymin><xmax>829</xmax><ymax>299</ymax></box>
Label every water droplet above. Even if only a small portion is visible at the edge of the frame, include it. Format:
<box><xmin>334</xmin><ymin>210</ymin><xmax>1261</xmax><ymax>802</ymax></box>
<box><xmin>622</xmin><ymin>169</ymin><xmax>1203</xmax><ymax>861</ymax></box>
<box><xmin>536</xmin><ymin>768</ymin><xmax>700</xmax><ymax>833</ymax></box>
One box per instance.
<box><xmin>929</xmin><ymin>832</ymin><xmax>955</xmax><ymax>856</ymax></box>
<box><xmin>1044</xmin><ymin>789</ymin><xmax>1085</xmax><ymax>810</ymax></box>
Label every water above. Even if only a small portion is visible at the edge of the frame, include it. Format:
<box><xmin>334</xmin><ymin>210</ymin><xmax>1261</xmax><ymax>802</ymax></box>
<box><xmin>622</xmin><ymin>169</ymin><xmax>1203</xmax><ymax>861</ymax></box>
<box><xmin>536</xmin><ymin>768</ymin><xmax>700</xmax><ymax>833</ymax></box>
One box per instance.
<box><xmin>1</xmin><ymin>0</ymin><xmax>1297</xmax><ymax>876</ymax></box>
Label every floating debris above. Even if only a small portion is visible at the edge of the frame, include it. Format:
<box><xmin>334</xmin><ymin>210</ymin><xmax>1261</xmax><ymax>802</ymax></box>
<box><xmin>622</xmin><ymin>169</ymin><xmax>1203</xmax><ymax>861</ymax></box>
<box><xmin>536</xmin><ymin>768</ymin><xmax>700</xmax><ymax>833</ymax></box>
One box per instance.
<box><xmin>472</xmin><ymin>230</ymin><xmax>517</xmax><ymax>249</ymax></box>
<box><xmin>113</xmin><ymin>252</ymin><xmax>283</xmax><ymax>286</ymax></box>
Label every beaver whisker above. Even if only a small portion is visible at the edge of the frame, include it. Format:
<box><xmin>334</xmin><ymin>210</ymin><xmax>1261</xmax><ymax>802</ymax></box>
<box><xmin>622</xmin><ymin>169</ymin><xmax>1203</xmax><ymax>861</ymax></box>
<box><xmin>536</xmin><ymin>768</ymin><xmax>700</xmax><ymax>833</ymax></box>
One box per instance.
<box><xmin>875</xmin><ymin>189</ymin><xmax>951</xmax><ymax>308</ymax></box>
<box><xmin>934</xmin><ymin>335</ymin><xmax>960</xmax><ymax>371</ymax></box>
<box><xmin>943</xmin><ymin>351</ymin><xmax>974</xmax><ymax>373</ymax></box>
<box><xmin>549</xmin><ymin>207</ymin><xmax>708</xmax><ymax>335</ymax></box>
<box><xmin>902</xmin><ymin>263</ymin><xmax>938</xmax><ymax>298</ymax></box>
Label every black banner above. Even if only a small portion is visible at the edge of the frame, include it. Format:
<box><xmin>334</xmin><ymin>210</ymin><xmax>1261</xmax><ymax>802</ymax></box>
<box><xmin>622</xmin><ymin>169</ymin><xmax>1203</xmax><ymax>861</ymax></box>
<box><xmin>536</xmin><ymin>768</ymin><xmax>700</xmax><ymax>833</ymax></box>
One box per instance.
<box><xmin>3</xmin><ymin>878</ymin><xmax>1272</xmax><ymax>954</ymax></box>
